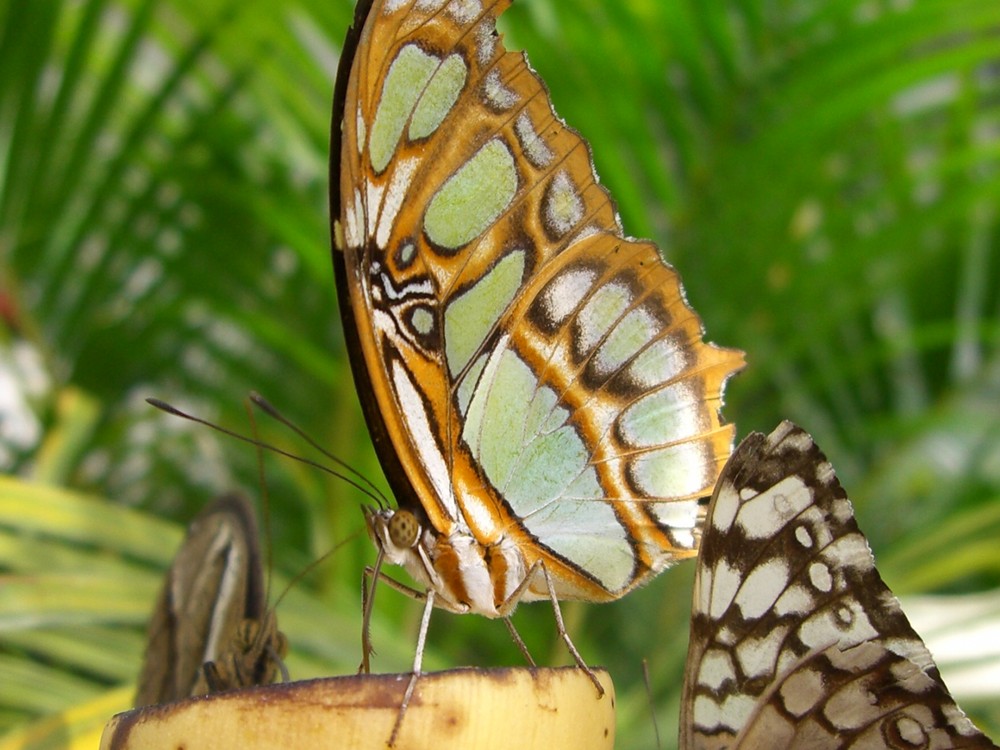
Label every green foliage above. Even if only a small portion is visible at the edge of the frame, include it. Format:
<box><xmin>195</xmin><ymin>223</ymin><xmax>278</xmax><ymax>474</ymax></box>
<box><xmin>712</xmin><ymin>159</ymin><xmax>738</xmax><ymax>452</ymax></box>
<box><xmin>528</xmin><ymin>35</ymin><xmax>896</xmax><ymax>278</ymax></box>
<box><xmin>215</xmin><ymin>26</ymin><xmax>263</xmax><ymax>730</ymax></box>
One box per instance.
<box><xmin>1</xmin><ymin>0</ymin><xmax>999</xmax><ymax>747</ymax></box>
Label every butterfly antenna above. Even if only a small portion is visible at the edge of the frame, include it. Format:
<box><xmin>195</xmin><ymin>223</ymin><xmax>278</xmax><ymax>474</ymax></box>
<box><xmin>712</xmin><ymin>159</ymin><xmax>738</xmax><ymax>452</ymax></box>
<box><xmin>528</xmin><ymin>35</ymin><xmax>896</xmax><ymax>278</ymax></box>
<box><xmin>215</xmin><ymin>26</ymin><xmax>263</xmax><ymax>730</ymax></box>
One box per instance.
<box><xmin>243</xmin><ymin>397</ymin><xmax>277</xmax><ymax>609</ymax></box>
<box><xmin>146</xmin><ymin>397</ymin><xmax>386</xmax><ymax>507</ymax></box>
<box><xmin>249</xmin><ymin>392</ymin><xmax>388</xmax><ymax>508</ymax></box>
<box><xmin>270</xmin><ymin>530</ymin><xmax>362</xmax><ymax>613</ymax></box>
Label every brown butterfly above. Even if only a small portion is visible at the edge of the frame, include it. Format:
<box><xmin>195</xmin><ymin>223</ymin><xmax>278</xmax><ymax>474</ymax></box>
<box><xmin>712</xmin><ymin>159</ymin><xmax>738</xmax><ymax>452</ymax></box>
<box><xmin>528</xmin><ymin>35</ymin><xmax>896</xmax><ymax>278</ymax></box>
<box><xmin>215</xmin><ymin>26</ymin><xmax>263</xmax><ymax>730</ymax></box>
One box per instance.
<box><xmin>134</xmin><ymin>493</ymin><xmax>288</xmax><ymax>706</ymax></box>
<box><xmin>681</xmin><ymin>421</ymin><xmax>998</xmax><ymax>749</ymax></box>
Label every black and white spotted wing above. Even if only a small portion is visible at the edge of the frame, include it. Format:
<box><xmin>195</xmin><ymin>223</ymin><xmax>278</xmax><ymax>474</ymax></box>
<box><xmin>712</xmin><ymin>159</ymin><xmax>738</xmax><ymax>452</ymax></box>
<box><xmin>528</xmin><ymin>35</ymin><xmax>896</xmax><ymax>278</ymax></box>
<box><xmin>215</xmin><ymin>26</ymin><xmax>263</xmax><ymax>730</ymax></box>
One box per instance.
<box><xmin>680</xmin><ymin>420</ymin><xmax>997</xmax><ymax>749</ymax></box>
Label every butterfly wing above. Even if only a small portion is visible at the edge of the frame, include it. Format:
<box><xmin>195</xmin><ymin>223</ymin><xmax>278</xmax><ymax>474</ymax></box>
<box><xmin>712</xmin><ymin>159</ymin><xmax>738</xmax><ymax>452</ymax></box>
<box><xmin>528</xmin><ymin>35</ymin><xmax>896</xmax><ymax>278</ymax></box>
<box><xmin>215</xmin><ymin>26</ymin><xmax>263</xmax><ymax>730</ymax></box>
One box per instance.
<box><xmin>135</xmin><ymin>493</ymin><xmax>284</xmax><ymax>705</ymax></box>
<box><xmin>681</xmin><ymin>421</ymin><xmax>997</xmax><ymax>749</ymax></box>
<box><xmin>331</xmin><ymin>0</ymin><xmax>743</xmax><ymax>604</ymax></box>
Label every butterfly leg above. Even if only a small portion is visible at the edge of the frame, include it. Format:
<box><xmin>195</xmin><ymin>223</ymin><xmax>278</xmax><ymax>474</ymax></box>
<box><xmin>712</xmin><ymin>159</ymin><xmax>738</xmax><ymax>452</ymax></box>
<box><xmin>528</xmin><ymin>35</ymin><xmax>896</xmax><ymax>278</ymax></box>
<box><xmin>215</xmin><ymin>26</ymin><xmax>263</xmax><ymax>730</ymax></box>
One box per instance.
<box><xmin>359</xmin><ymin>556</ymin><xmax>379</xmax><ymax>674</ymax></box>
<box><xmin>539</xmin><ymin>564</ymin><xmax>604</xmax><ymax>698</ymax></box>
<box><xmin>360</xmin><ymin>553</ymin><xmax>431</xmax><ymax>673</ymax></box>
<box><xmin>388</xmin><ymin>588</ymin><xmax>435</xmax><ymax>748</ymax></box>
<box><xmin>502</xmin><ymin>617</ymin><xmax>537</xmax><ymax>667</ymax></box>
<box><xmin>500</xmin><ymin>560</ymin><xmax>604</xmax><ymax>698</ymax></box>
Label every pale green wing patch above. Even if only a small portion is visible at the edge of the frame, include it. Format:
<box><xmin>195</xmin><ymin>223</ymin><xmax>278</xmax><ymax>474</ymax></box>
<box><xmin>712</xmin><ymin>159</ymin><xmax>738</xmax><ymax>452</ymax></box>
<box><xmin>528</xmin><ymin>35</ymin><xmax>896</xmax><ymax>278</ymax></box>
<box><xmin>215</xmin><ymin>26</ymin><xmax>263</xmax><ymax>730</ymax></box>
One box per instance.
<box><xmin>462</xmin><ymin>346</ymin><xmax>634</xmax><ymax>592</ymax></box>
<box><xmin>409</xmin><ymin>54</ymin><xmax>467</xmax><ymax>140</ymax></box>
<box><xmin>369</xmin><ymin>44</ymin><xmax>438</xmax><ymax>173</ymax></box>
<box><xmin>424</xmin><ymin>139</ymin><xmax>517</xmax><ymax>249</ymax></box>
<box><xmin>445</xmin><ymin>250</ymin><xmax>525</xmax><ymax>378</ymax></box>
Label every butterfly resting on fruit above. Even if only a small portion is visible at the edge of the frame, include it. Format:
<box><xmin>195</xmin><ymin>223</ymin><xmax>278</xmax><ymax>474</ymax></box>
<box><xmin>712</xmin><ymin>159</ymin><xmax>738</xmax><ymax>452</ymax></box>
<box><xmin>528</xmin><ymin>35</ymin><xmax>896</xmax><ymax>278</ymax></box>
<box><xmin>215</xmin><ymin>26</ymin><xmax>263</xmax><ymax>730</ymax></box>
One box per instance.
<box><xmin>329</xmin><ymin>0</ymin><xmax>744</xmax><ymax>711</ymax></box>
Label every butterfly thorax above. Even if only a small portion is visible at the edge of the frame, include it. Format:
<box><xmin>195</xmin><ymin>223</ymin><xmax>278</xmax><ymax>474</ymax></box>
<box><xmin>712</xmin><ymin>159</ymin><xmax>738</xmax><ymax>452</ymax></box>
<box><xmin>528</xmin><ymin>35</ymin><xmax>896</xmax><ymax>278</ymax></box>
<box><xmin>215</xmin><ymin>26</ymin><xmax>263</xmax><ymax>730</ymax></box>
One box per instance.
<box><xmin>366</xmin><ymin>506</ymin><xmax>533</xmax><ymax>617</ymax></box>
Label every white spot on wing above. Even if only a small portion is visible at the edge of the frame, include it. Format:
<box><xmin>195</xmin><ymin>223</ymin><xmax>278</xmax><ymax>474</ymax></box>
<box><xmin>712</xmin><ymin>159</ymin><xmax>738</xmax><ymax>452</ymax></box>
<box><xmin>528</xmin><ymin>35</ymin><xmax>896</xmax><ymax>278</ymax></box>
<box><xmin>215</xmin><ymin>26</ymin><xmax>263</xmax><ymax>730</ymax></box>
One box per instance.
<box><xmin>344</xmin><ymin>188</ymin><xmax>363</xmax><ymax>249</ymax></box>
<box><xmin>391</xmin><ymin>359</ymin><xmax>457</xmax><ymax>519</ymax></box>
<box><xmin>625</xmin><ymin>334</ymin><xmax>690</xmax><ymax>389</ymax></box>
<box><xmin>895</xmin><ymin>716</ymin><xmax>928</xmax><ymax>746</ymax></box>
<box><xmin>943</xmin><ymin>704</ymin><xmax>980</xmax><ymax>736</ymax></box>
<box><xmin>710</xmin><ymin>482</ymin><xmax>740</xmax><ymax>533</ymax></box>
<box><xmin>823</xmin><ymin>680</ymin><xmax>881</xmax><ymax>730</ymax></box>
<box><xmin>539</xmin><ymin>267</ymin><xmax>596</xmax><ymax>326</ymax></box>
<box><xmin>671</xmin><ymin>528</ymin><xmax>695</xmax><ymax>550</ymax></box>
<box><xmin>375</xmin><ymin>157</ymin><xmax>418</xmax><ymax>249</ymax></box>
<box><xmin>709</xmin><ymin>559</ymin><xmax>740</xmax><ymax>620</ymax></box>
<box><xmin>629</xmin><ymin>440</ymin><xmax>710</xmax><ymax>498</ymax></box>
<box><xmin>735</xmin><ymin>558</ymin><xmax>790</xmax><ymax>619</ymax></box>
<box><xmin>649</xmin><ymin>499</ymin><xmax>699</xmax><ymax>530</ymax></box>
<box><xmin>445</xmin><ymin>0</ymin><xmax>481</xmax><ymax>22</ymax></box>
<box><xmin>795</xmin><ymin>525</ymin><xmax>813</xmax><ymax>548</ymax></box>
<box><xmin>825</xmin><ymin>532</ymin><xmax>875</xmax><ymax>576</ymax></box>
<box><xmin>544</xmin><ymin>171</ymin><xmax>583</xmax><ymax>237</ymax></box>
<box><xmin>484</xmin><ymin>70</ymin><xmax>518</xmax><ymax>110</ymax></box>
<box><xmin>618</xmin><ymin>382</ymin><xmax>704</xmax><ymax>449</ymax></box>
<box><xmin>576</xmin><ymin>281</ymin><xmax>630</xmax><ymax>354</ymax></box>
<box><xmin>816</xmin><ymin>459</ymin><xmax>836</xmax><ymax>485</ymax></box>
<box><xmin>779</xmin><ymin>427</ymin><xmax>814</xmax><ymax>454</ymax></box>
<box><xmin>592</xmin><ymin>306</ymin><xmax>658</xmax><ymax>380</ymax></box>
<box><xmin>692</xmin><ymin>695</ymin><xmax>723</xmax><ymax>731</ymax></box>
<box><xmin>799</xmin><ymin>598</ymin><xmax>878</xmax><ymax>651</ymax></box>
<box><xmin>515</xmin><ymin>112</ymin><xmax>552</xmax><ymax>166</ymax></box>
<box><xmin>809</xmin><ymin>561</ymin><xmax>833</xmax><ymax>593</ymax></box>
<box><xmin>365</xmin><ymin>179</ymin><xmax>386</xmax><ymax>239</ymax></box>
<box><xmin>735</xmin><ymin>627</ymin><xmax>786</xmax><ymax>680</ymax></box>
<box><xmin>698</xmin><ymin>648</ymin><xmax>736</xmax><ymax>690</ymax></box>
<box><xmin>356</xmin><ymin>106</ymin><xmax>365</xmax><ymax>154</ymax></box>
<box><xmin>736</xmin><ymin>475</ymin><xmax>813</xmax><ymax>539</ymax></box>
<box><xmin>475</xmin><ymin>22</ymin><xmax>496</xmax><ymax>65</ymax></box>
<box><xmin>778</xmin><ymin>668</ymin><xmax>824</xmax><ymax>717</ymax></box>
<box><xmin>774</xmin><ymin>583</ymin><xmax>813</xmax><ymax>616</ymax></box>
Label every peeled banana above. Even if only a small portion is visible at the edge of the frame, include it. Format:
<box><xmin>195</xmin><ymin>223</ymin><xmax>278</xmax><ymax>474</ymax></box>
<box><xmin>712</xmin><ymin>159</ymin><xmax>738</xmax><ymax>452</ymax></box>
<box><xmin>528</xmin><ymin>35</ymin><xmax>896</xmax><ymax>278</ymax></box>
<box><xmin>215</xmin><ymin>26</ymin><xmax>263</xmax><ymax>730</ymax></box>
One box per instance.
<box><xmin>101</xmin><ymin>667</ymin><xmax>615</xmax><ymax>749</ymax></box>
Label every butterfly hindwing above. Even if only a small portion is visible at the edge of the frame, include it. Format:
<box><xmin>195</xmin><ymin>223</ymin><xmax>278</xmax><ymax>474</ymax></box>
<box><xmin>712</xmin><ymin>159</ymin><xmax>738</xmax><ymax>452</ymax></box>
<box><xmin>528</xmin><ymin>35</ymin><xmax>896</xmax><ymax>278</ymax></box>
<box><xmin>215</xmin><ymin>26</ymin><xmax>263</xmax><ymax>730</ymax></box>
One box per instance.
<box><xmin>332</xmin><ymin>0</ymin><xmax>743</xmax><ymax>615</ymax></box>
<box><xmin>681</xmin><ymin>421</ymin><xmax>997</xmax><ymax>749</ymax></box>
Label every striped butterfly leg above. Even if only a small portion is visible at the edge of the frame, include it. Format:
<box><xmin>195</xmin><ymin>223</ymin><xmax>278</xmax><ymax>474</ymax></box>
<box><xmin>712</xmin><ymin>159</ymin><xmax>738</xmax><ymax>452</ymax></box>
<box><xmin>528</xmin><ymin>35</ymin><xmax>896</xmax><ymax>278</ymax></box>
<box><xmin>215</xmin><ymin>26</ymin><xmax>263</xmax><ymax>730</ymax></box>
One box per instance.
<box><xmin>681</xmin><ymin>421</ymin><xmax>998</xmax><ymax>750</ymax></box>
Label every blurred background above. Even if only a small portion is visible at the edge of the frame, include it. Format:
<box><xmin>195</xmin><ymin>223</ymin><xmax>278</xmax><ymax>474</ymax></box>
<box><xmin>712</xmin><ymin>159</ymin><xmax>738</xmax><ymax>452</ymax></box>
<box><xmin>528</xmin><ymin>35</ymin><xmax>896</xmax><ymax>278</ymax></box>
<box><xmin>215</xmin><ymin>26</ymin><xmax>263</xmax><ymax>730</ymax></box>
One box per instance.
<box><xmin>2</xmin><ymin>0</ymin><xmax>999</xmax><ymax>747</ymax></box>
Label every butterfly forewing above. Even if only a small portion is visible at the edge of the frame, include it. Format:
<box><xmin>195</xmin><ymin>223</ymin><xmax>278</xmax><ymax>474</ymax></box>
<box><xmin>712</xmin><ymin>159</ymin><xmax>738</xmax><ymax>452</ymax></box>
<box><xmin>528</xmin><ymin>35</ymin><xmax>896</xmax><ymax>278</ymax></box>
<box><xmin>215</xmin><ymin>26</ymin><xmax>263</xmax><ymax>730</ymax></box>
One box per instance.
<box><xmin>332</xmin><ymin>0</ymin><xmax>743</xmax><ymax>615</ymax></box>
<box><xmin>681</xmin><ymin>421</ymin><xmax>997</xmax><ymax>749</ymax></box>
<box><xmin>135</xmin><ymin>493</ymin><xmax>287</xmax><ymax>706</ymax></box>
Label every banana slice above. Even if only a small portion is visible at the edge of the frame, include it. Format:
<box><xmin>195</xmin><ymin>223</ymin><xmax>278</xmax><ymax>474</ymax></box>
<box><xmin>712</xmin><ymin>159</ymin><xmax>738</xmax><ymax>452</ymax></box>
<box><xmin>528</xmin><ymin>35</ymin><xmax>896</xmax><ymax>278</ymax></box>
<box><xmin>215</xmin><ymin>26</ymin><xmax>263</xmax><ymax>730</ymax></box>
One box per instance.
<box><xmin>101</xmin><ymin>667</ymin><xmax>615</xmax><ymax>749</ymax></box>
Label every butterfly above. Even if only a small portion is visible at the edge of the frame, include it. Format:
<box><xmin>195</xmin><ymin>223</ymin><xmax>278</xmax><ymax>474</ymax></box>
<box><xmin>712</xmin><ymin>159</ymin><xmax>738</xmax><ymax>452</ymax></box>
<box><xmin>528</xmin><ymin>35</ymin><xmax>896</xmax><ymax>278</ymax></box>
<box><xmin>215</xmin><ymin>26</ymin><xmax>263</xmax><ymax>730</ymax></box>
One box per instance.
<box><xmin>680</xmin><ymin>421</ymin><xmax>998</xmax><ymax>749</ymax></box>
<box><xmin>330</xmin><ymin>0</ymin><xmax>743</xmax><ymax>669</ymax></box>
<box><xmin>135</xmin><ymin>493</ymin><xmax>288</xmax><ymax>706</ymax></box>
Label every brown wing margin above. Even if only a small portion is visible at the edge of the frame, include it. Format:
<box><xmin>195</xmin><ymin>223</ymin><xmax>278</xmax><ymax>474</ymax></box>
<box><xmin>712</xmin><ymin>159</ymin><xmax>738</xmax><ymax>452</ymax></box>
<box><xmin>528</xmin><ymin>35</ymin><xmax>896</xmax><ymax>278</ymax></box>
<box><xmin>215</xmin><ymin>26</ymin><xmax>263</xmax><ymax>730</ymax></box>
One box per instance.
<box><xmin>329</xmin><ymin>0</ymin><xmax>425</xmax><ymax>516</ymax></box>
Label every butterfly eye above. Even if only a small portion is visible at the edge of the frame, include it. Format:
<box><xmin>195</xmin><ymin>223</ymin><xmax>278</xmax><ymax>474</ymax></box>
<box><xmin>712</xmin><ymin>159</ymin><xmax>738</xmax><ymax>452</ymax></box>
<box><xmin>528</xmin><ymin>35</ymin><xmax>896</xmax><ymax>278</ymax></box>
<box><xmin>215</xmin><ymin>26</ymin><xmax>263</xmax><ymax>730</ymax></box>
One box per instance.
<box><xmin>388</xmin><ymin>509</ymin><xmax>420</xmax><ymax>548</ymax></box>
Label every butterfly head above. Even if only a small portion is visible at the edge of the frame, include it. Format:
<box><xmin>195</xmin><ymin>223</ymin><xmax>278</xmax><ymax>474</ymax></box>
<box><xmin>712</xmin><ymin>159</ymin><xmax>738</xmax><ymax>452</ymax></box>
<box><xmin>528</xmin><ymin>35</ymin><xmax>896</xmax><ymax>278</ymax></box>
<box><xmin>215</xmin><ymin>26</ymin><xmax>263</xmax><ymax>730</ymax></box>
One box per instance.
<box><xmin>363</xmin><ymin>506</ymin><xmax>427</xmax><ymax>567</ymax></box>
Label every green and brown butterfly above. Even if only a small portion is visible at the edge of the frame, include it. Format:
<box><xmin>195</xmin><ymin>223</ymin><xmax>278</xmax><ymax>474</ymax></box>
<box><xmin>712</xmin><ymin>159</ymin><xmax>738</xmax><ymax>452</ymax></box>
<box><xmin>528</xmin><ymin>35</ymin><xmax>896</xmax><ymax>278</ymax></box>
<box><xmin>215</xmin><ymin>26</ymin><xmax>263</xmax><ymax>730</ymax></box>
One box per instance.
<box><xmin>330</xmin><ymin>0</ymin><xmax>743</xmax><ymax>655</ymax></box>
